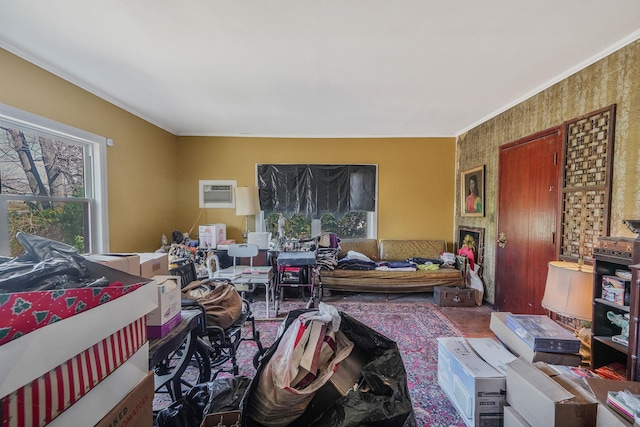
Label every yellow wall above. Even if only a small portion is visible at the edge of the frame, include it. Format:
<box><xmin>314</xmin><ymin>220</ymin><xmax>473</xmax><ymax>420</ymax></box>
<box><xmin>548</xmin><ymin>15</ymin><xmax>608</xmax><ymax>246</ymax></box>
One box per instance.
<box><xmin>175</xmin><ymin>137</ymin><xmax>457</xmax><ymax>246</ymax></box>
<box><xmin>456</xmin><ymin>39</ymin><xmax>640</xmax><ymax>304</ymax></box>
<box><xmin>0</xmin><ymin>48</ymin><xmax>457</xmax><ymax>251</ymax></box>
<box><xmin>0</xmin><ymin>48</ymin><xmax>180</xmax><ymax>252</ymax></box>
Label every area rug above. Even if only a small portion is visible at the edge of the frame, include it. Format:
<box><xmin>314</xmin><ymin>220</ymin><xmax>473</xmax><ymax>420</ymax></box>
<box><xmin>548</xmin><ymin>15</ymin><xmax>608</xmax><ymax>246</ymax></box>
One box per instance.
<box><xmin>155</xmin><ymin>300</ymin><xmax>467</xmax><ymax>427</ymax></box>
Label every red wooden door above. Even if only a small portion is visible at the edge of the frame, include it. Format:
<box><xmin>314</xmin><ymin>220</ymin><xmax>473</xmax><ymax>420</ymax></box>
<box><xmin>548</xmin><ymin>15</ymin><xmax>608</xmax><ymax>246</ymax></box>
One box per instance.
<box><xmin>495</xmin><ymin>127</ymin><xmax>562</xmax><ymax>314</ymax></box>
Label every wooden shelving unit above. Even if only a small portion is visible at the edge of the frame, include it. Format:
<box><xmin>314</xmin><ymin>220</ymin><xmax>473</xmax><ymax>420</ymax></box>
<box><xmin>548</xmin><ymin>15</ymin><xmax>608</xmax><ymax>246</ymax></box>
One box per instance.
<box><xmin>591</xmin><ymin>236</ymin><xmax>640</xmax><ymax>380</ymax></box>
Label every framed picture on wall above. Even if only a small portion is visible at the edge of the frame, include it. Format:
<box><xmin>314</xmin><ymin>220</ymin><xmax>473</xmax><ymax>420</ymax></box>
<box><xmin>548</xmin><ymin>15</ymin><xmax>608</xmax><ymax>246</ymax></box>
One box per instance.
<box><xmin>461</xmin><ymin>165</ymin><xmax>485</xmax><ymax>217</ymax></box>
<box><xmin>456</xmin><ymin>226</ymin><xmax>485</xmax><ymax>269</ymax></box>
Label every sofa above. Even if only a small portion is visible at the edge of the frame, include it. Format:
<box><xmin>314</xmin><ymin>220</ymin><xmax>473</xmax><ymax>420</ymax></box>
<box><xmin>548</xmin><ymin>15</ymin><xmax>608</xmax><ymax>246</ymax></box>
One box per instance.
<box><xmin>318</xmin><ymin>238</ymin><xmax>464</xmax><ymax>293</ymax></box>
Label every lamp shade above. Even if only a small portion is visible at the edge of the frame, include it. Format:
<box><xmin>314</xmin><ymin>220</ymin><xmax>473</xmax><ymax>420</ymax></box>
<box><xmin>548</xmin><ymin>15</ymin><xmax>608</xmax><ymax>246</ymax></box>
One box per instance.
<box><xmin>235</xmin><ymin>187</ymin><xmax>260</xmax><ymax>216</ymax></box>
<box><xmin>541</xmin><ymin>261</ymin><xmax>594</xmax><ymax>321</ymax></box>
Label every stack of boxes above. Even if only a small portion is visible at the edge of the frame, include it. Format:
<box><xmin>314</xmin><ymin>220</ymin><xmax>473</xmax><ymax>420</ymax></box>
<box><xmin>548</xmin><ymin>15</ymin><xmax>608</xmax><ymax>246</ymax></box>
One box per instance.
<box><xmin>0</xmin><ymin>259</ymin><xmax>158</xmax><ymax>426</ymax></box>
<box><xmin>490</xmin><ymin>312</ymin><xmax>582</xmax><ymax>366</ymax></box>
<box><xmin>439</xmin><ymin>312</ymin><xmax>640</xmax><ymax>427</ymax></box>
<box><xmin>437</xmin><ymin>337</ymin><xmax>517</xmax><ymax>427</ymax></box>
<box><xmin>198</xmin><ymin>223</ymin><xmax>226</xmax><ymax>249</ymax></box>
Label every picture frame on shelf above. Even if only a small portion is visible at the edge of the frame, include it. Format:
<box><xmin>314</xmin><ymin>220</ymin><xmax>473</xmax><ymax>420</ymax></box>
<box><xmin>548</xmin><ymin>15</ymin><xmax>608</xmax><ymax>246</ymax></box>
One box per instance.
<box><xmin>456</xmin><ymin>226</ymin><xmax>485</xmax><ymax>269</ymax></box>
<box><xmin>461</xmin><ymin>165</ymin><xmax>485</xmax><ymax>217</ymax></box>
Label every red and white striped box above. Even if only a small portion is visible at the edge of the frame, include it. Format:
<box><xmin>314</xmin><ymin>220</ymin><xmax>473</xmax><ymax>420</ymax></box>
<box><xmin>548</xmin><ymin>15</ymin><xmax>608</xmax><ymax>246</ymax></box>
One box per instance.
<box><xmin>0</xmin><ymin>267</ymin><xmax>157</xmax><ymax>405</ymax></box>
<box><xmin>1</xmin><ymin>318</ymin><xmax>147</xmax><ymax>427</ymax></box>
<box><xmin>53</xmin><ymin>346</ymin><xmax>151</xmax><ymax>427</ymax></box>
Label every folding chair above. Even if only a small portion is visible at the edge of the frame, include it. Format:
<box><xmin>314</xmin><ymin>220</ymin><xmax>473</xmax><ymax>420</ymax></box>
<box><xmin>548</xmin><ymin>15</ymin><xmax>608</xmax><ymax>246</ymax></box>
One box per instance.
<box><xmin>210</xmin><ymin>243</ymin><xmax>275</xmax><ymax>318</ymax></box>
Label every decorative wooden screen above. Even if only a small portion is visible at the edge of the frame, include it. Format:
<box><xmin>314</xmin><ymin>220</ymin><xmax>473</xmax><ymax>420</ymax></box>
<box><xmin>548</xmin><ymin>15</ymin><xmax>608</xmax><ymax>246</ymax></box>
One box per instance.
<box><xmin>559</xmin><ymin>104</ymin><xmax>616</xmax><ymax>263</ymax></box>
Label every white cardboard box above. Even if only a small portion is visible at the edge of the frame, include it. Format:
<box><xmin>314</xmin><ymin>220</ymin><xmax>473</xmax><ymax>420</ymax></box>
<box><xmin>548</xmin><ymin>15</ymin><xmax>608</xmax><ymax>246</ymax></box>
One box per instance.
<box><xmin>138</xmin><ymin>252</ymin><xmax>169</xmax><ymax>278</ymax></box>
<box><xmin>437</xmin><ymin>337</ymin><xmax>514</xmax><ymax>427</ymax></box>
<box><xmin>145</xmin><ymin>275</ymin><xmax>181</xmax><ymax>326</ymax></box>
<box><xmin>504</xmin><ymin>406</ymin><xmax>531</xmax><ymax>427</ymax></box>
<box><xmin>0</xmin><ymin>262</ymin><xmax>157</xmax><ymax>398</ymax></box>
<box><xmin>490</xmin><ymin>312</ymin><xmax>581</xmax><ymax>366</ymax></box>
<box><xmin>85</xmin><ymin>253</ymin><xmax>141</xmax><ymax>275</ymax></box>
<box><xmin>49</xmin><ymin>345</ymin><xmax>150</xmax><ymax>427</ymax></box>
<box><xmin>506</xmin><ymin>358</ymin><xmax>597</xmax><ymax>427</ymax></box>
<box><xmin>199</xmin><ymin>223</ymin><xmax>226</xmax><ymax>249</ymax></box>
<box><xmin>248</xmin><ymin>231</ymin><xmax>271</xmax><ymax>249</ymax></box>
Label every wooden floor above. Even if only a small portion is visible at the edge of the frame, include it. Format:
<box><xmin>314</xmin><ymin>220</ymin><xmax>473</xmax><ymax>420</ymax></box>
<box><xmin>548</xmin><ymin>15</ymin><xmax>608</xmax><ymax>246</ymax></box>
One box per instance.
<box><xmin>320</xmin><ymin>290</ymin><xmax>496</xmax><ymax>338</ymax></box>
<box><xmin>437</xmin><ymin>304</ymin><xmax>495</xmax><ymax>338</ymax></box>
<box><xmin>250</xmin><ymin>288</ymin><xmax>497</xmax><ymax>338</ymax></box>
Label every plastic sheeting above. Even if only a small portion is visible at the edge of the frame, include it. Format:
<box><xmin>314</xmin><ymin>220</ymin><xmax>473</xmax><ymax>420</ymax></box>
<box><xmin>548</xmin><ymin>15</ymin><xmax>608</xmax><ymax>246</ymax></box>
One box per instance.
<box><xmin>257</xmin><ymin>164</ymin><xmax>376</xmax><ymax>219</ymax></box>
<box><xmin>0</xmin><ymin>232</ymin><xmax>101</xmax><ymax>292</ymax></box>
<box><xmin>156</xmin><ymin>376</ymin><xmax>251</xmax><ymax>427</ymax></box>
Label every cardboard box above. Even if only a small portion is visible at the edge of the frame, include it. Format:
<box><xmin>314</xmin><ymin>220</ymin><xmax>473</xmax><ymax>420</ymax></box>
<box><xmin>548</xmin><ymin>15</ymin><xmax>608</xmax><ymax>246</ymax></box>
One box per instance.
<box><xmin>504</xmin><ymin>406</ymin><xmax>531</xmax><ymax>427</ymax></box>
<box><xmin>505</xmin><ymin>314</ymin><xmax>581</xmax><ymax>353</ymax></box>
<box><xmin>201</xmin><ymin>411</ymin><xmax>241</xmax><ymax>427</ymax></box>
<box><xmin>95</xmin><ymin>369</ymin><xmax>154</xmax><ymax>427</ymax></box>
<box><xmin>147</xmin><ymin>311</ymin><xmax>182</xmax><ymax>338</ymax></box>
<box><xmin>49</xmin><ymin>346</ymin><xmax>150</xmax><ymax>427</ymax></box>
<box><xmin>0</xmin><ymin>260</ymin><xmax>150</xmax><ymax>347</ymax></box>
<box><xmin>85</xmin><ymin>253</ymin><xmax>141</xmax><ymax>275</ymax></box>
<box><xmin>505</xmin><ymin>358</ymin><xmax>597</xmax><ymax>427</ymax></box>
<box><xmin>585</xmin><ymin>378</ymin><xmax>640</xmax><ymax>427</ymax></box>
<box><xmin>0</xmin><ymin>262</ymin><xmax>157</xmax><ymax>398</ymax></box>
<box><xmin>601</xmin><ymin>275</ymin><xmax>628</xmax><ymax>305</ymax></box>
<box><xmin>145</xmin><ymin>275</ymin><xmax>181</xmax><ymax>326</ymax></box>
<box><xmin>199</xmin><ymin>223</ymin><xmax>226</xmax><ymax>249</ymax></box>
<box><xmin>490</xmin><ymin>312</ymin><xmax>582</xmax><ymax>366</ymax></box>
<box><xmin>138</xmin><ymin>252</ymin><xmax>169</xmax><ymax>278</ymax></box>
<box><xmin>2</xmin><ymin>321</ymin><xmax>148</xmax><ymax>426</ymax></box>
<box><xmin>437</xmin><ymin>337</ymin><xmax>512</xmax><ymax>427</ymax></box>
<box><xmin>248</xmin><ymin>231</ymin><xmax>271</xmax><ymax>249</ymax></box>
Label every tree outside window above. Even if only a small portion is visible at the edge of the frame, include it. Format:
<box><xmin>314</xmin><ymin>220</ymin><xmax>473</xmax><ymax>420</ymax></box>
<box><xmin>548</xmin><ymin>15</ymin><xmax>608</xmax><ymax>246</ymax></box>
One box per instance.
<box><xmin>0</xmin><ymin>116</ymin><xmax>99</xmax><ymax>256</ymax></box>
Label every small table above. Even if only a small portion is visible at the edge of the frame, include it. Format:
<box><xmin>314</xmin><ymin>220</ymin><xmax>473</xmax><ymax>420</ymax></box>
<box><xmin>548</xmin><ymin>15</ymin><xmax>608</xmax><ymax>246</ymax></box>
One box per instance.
<box><xmin>275</xmin><ymin>251</ymin><xmax>318</xmax><ymax>315</ymax></box>
<box><xmin>148</xmin><ymin>310</ymin><xmax>203</xmax><ymax>400</ymax></box>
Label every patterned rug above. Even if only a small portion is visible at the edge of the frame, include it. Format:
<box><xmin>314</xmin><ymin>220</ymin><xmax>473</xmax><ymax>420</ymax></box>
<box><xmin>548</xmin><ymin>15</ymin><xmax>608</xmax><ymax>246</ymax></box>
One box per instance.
<box><xmin>155</xmin><ymin>300</ymin><xmax>467</xmax><ymax>427</ymax></box>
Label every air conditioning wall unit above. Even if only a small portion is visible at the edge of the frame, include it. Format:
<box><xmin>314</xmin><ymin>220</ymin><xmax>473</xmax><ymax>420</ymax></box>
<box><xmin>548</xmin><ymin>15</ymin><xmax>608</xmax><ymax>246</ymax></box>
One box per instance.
<box><xmin>199</xmin><ymin>180</ymin><xmax>237</xmax><ymax>208</ymax></box>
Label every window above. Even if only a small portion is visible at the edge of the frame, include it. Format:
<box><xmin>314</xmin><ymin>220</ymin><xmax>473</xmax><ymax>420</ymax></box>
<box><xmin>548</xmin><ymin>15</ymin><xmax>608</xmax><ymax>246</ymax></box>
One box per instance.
<box><xmin>0</xmin><ymin>104</ymin><xmax>109</xmax><ymax>256</ymax></box>
<box><xmin>257</xmin><ymin>164</ymin><xmax>377</xmax><ymax>240</ymax></box>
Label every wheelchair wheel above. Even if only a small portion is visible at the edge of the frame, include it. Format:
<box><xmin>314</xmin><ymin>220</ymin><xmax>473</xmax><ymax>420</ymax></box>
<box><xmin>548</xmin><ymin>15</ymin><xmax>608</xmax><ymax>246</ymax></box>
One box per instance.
<box><xmin>184</xmin><ymin>339</ymin><xmax>212</xmax><ymax>387</ymax></box>
<box><xmin>154</xmin><ymin>334</ymin><xmax>212</xmax><ymax>399</ymax></box>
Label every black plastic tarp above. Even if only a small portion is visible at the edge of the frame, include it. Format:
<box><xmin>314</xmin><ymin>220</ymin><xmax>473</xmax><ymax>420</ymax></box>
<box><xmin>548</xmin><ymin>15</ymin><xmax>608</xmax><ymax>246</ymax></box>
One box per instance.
<box><xmin>0</xmin><ymin>232</ymin><xmax>101</xmax><ymax>292</ymax></box>
<box><xmin>257</xmin><ymin>164</ymin><xmax>376</xmax><ymax>219</ymax></box>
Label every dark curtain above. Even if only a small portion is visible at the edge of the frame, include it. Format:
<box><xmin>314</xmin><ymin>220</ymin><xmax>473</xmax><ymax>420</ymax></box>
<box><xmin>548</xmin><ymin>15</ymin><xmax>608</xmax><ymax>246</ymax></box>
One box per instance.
<box><xmin>257</xmin><ymin>164</ymin><xmax>376</xmax><ymax>219</ymax></box>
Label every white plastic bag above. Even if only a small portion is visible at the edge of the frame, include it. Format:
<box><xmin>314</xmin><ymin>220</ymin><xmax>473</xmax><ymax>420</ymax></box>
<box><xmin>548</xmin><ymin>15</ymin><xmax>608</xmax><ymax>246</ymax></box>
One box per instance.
<box><xmin>248</xmin><ymin>303</ymin><xmax>354</xmax><ymax>426</ymax></box>
<box><xmin>468</xmin><ymin>263</ymin><xmax>484</xmax><ymax>306</ymax></box>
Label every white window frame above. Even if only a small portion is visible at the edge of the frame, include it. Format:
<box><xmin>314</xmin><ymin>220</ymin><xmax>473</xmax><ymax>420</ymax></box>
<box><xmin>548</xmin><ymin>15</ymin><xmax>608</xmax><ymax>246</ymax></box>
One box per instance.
<box><xmin>0</xmin><ymin>103</ymin><xmax>109</xmax><ymax>256</ymax></box>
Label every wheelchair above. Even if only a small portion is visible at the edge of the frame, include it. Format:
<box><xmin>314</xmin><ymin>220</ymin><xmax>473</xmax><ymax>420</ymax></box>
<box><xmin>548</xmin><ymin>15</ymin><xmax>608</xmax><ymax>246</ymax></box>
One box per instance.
<box><xmin>168</xmin><ymin>258</ymin><xmax>265</xmax><ymax>382</ymax></box>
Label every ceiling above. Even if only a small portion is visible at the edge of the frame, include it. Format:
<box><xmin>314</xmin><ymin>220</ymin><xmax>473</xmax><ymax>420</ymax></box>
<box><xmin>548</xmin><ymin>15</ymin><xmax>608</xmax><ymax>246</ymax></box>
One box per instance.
<box><xmin>1</xmin><ymin>1</ymin><xmax>640</xmax><ymax>138</ymax></box>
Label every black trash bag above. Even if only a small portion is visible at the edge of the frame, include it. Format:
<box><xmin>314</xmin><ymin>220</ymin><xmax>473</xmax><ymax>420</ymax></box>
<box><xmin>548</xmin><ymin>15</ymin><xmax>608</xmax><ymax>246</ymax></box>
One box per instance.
<box><xmin>156</xmin><ymin>384</ymin><xmax>210</xmax><ymax>427</ymax></box>
<box><xmin>157</xmin><ymin>376</ymin><xmax>251</xmax><ymax>427</ymax></box>
<box><xmin>241</xmin><ymin>309</ymin><xmax>416</xmax><ymax>427</ymax></box>
<box><xmin>204</xmin><ymin>376</ymin><xmax>251</xmax><ymax>415</ymax></box>
<box><xmin>0</xmin><ymin>232</ymin><xmax>93</xmax><ymax>292</ymax></box>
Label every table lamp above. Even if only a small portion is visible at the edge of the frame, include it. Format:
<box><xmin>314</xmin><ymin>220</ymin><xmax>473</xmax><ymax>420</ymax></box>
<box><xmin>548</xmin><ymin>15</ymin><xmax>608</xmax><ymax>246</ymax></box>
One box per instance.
<box><xmin>541</xmin><ymin>261</ymin><xmax>594</xmax><ymax>324</ymax></box>
<box><xmin>235</xmin><ymin>186</ymin><xmax>260</xmax><ymax>242</ymax></box>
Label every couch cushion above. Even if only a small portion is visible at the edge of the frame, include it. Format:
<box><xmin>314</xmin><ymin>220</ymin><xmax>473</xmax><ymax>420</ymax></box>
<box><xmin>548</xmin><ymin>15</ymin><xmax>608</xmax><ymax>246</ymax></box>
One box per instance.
<box><xmin>320</xmin><ymin>268</ymin><xmax>463</xmax><ymax>292</ymax></box>
<box><xmin>338</xmin><ymin>239</ymin><xmax>379</xmax><ymax>261</ymax></box>
<box><xmin>378</xmin><ymin>239</ymin><xmax>446</xmax><ymax>261</ymax></box>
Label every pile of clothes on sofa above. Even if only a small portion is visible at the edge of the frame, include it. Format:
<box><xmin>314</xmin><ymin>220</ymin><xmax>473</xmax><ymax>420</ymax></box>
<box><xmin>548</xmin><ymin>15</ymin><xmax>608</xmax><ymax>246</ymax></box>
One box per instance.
<box><xmin>333</xmin><ymin>249</ymin><xmax>456</xmax><ymax>272</ymax></box>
